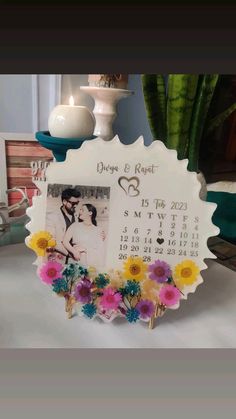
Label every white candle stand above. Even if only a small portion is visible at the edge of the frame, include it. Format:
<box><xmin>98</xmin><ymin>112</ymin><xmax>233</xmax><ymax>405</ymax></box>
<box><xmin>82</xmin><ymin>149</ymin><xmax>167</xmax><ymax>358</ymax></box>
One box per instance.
<box><xmin>80</xmin><ymin>86</ymin><xmax>133</xmax><ymax>141</ymax></box>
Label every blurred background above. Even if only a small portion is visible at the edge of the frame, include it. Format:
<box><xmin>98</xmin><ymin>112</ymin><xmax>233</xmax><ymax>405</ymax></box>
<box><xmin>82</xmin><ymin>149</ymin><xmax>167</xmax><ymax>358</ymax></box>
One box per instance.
<box><xmin>0</xmin><ymin>74</ymin><xmax>236</xmax><ymax>247</ymax></box>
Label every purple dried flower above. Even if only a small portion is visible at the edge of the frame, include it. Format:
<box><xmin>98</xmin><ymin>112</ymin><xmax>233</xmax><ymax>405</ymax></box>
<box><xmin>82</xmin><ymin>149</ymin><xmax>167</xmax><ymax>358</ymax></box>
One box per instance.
<box><xmin>136</xmin><ymin>299</ymin><xmax>155</xmax><ymax>320</ymax></box>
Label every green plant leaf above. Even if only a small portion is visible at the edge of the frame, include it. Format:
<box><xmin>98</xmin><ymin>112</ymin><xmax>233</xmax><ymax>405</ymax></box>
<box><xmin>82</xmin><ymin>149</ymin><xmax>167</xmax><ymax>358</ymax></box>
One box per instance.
<box><xmin>166</xmin><ymin>74</ymin><xmax>199</xmax><ymax>159</ymax></box>
<box><xmin>141</xmin><ymin>74</ymin><xmax>167</xmax><ymax>142</ymax></box>
<box><xmin>206</xmin><ymin>102</ymin><xmax>236</xmax><ymax>135</ymax></box>
<box><xmin>187</xmin><ymin>74</ymin><xmax>219</xmax><ymax>172</ymax></box>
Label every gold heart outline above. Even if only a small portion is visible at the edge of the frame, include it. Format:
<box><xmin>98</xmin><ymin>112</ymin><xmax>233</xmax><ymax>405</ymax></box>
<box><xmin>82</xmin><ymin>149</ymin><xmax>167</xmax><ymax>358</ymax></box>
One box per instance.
<box><xmin>118</xmin><ymin>176</ymin><xmax>140</xmax><ymax>197</ymax></box>
<box><xmin>128</xmin><ymin>184</ymin><xmax>140</xmax><ymax>197</ymax></box>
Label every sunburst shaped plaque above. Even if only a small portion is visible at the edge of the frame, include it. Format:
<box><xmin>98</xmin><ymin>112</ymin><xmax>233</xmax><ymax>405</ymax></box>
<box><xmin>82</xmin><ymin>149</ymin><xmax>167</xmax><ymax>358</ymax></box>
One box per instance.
<box><xmin>26</xmin><ymin>136</ymin><xmax>219</xmax><ymax>328</ymax></box>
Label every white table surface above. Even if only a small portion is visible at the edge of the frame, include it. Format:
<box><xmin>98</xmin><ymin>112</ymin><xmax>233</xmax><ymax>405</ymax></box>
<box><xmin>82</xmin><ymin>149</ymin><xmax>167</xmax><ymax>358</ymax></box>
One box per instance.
<box><xmin>0</xmin><ymin>243</ymin><xmax>236</xmax><ymax>348</ymax></box>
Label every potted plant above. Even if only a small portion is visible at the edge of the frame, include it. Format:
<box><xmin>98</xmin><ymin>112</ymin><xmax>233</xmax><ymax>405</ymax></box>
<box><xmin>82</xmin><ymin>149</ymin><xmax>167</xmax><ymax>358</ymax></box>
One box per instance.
<box><xmin>141</xmin><ymin>74</ymin><xmax>236</xmax><ymax>173</ymax></box>
<box><xmin>142</xmin><ymin>74</ymin><xmax>236</xmax><ymax>242</ymax></box>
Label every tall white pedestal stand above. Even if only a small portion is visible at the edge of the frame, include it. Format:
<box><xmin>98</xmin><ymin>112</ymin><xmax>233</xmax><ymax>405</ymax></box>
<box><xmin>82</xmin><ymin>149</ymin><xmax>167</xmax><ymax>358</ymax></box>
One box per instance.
<box><xmin>80</xmin><ymin>86</ymin><xmax>133</xmax><ymax>141</ymax></box>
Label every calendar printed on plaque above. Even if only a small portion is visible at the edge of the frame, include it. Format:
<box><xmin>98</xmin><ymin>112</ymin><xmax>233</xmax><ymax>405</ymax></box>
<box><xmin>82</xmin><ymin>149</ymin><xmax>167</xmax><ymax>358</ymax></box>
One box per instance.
<box><xmin>26</xmin><ymin>136</ymin><xmax>219</xmax><ymax>328</ymax></box>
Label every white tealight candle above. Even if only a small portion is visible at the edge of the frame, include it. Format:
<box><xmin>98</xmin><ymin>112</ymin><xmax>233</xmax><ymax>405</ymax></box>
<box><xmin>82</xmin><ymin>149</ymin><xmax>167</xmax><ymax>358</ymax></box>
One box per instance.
<box><xmin>48</xmin><ymin>96</ymin><xmax>95</xmax><ymax>138</ymax></box>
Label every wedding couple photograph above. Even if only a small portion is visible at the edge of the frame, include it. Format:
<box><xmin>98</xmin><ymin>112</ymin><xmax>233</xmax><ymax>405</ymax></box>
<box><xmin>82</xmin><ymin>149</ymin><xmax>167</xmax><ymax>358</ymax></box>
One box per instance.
<box><xmin>46</xmin><ymin>183</ymin><xmax>110</xmax><ymax>270</ymax></box>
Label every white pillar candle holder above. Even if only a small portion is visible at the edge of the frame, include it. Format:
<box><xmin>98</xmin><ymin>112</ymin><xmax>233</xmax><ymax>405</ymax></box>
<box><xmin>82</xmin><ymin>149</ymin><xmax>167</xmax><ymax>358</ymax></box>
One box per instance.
<box><xmin>80</xmin><ymin>86</ymin><xmax>133</xmax><ymax>141</ymax></box>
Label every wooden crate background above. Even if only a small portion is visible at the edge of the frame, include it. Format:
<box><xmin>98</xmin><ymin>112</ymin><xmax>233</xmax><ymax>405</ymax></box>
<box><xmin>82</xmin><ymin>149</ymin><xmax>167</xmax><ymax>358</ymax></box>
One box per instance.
<box><xmin>6</xmin><ymin>140</ymin><xmax>53</xmax><ymax>217</ymax></box>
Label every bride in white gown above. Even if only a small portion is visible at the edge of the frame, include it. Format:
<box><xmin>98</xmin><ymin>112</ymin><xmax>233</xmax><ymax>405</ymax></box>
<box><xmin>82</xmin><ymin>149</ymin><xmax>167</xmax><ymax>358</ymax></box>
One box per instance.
<box><xmin>63</xmin><ymin>203</ymin><xmax>106</xmax><ymax>271</ymax></box>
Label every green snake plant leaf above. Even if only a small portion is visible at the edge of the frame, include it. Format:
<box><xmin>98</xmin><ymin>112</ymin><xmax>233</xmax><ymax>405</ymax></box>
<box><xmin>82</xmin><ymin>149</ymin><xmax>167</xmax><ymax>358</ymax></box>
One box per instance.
<box><xmin>141</xmin><ymin>74</ymin><xmax>167</xmax><ymax>142</ymax></box>
<box><xmin>166</xmin><ymin>74</ymin><xmax>199</xmax><ymax>159</ymax></box>
<box><xmin>206</xmin><ymin>102</ymin><xmax>236</xmax><ymax>135</ymax></box>
<box><xmin>187</xmin><ymin>74</ymin><xmax>219</xmax><ymax>172</ymax></box>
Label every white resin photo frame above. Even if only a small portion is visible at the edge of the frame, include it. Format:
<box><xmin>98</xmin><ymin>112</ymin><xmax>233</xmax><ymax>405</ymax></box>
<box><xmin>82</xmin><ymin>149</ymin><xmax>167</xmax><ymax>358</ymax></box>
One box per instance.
<box><xmin>26</xmin><ymin>136</ymin><xmax>219</xmax><ymax>328</ymax></box>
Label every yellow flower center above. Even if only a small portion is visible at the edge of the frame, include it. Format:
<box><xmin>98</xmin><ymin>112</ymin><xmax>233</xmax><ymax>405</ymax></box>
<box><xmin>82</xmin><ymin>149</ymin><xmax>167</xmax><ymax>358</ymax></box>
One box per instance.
<box><xmin>36</xmin><ymin>238</ymin><xmax>48</xmax><ymax>249</ymax></box>
<box><xmin>129</xmin><ymin>264</ymin><xmax>141</xmax><ymax>276</ymax></box>
<box><xmin>181</xmin><ymin>267</ymin><xmax>192</xmax><ymax>278</ymax></box>
<box><xmin>47</xmin><ymin>268</ymin><xmax>57</xmax><ymax>278</ymax></box>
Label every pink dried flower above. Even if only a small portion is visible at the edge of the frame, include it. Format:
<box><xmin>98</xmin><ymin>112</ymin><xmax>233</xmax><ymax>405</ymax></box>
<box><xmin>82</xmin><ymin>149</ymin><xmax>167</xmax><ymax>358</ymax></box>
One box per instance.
<box><xmin>159</xmin><ymin>285</ymin><xmax>181</xmax><ymax>307</ymax></box>
<box><xmin>38</xmin><ymin>261</ymin><xmax>63</xmax><ymax>285</ymax></box>
<box><xmin>100</xmin><ymin>287</ymin><xmax>122</xmax><ymax>311</ymax></box>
